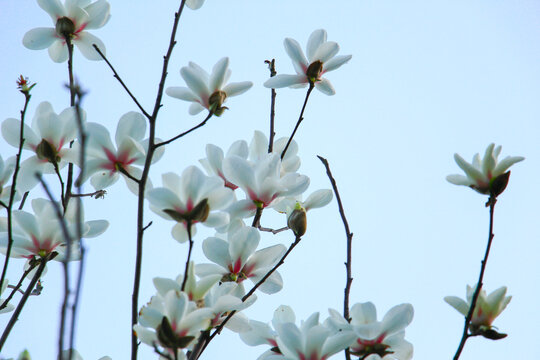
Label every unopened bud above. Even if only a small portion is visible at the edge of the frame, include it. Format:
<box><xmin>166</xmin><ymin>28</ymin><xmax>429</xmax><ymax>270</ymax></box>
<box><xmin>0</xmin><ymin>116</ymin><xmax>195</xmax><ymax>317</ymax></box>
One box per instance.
<box><xmin>35</xmin><ymin>139</ymin><xmax>59</xmax><ymax>165</ymax></box>
<box><xmin>287</xmin><ymin>203</ymin><xmax>307</xmax><ymax>237</ymax></box>
<box><xmin>55</xmin><ymin>17</ymin><xmax>76</xmax><ymax>39</ymax></box>
<box><xmin>208</xmin><ymin>90</ymin><xmax>228</xmax><ymax>116</ymax></box>
<box><xmin>16</xmin><ymin>75</ymin><xmax>35</xmax><ymax>94</ymax></box>
<box><xmin>489</xmin><ymin>171</ymin><xmax>511</xmax><ymax>198</ymax></box>
<box><xmin>17</xmin><ymin>350</ymin><xmax>31</xmax><ymax>360</ymax></box>
<box><xmin>306</xmin><ymin>60</ymin><xmax>323</xmax><ymax>83</ymax></box>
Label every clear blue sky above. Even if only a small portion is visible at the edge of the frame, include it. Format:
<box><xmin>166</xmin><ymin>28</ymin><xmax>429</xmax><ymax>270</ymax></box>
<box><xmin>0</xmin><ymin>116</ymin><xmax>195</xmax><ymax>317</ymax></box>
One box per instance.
<box><xmin>1</xmin><ymin>1</ymin><xmax>539</xmax><ymax>359</ymax></box>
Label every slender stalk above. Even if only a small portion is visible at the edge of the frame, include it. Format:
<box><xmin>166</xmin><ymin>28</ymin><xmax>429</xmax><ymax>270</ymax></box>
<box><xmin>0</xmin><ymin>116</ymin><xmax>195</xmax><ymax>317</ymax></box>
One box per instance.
<box><xmin>453</xmin><ymin>197</ymin><xmax>497</xmax><ymax>360</ymax></box>
<box><xmin>36</xmin><ymin>174</ymin><xmax>74</xmax><ymax>359</ymax></box>
<box><xmin>92</xmin><ymin>44</ymin><xmax>151</xmax><ymax>120</ymax></box>
<box><xmin>264</xmin><ymin>59</ymin><xmax>277</xmax><ymax>153</ymax></box>
<box><xmin>117</xmin><ymin>165</ymin><xmax>141</xmax><ymax>184</ymax></box>
<box><xmin>0</xmin><ymin>90</ymin><xmax>31</xmax><ymax>295</ymax></box>
<box><xmin>53</xmin><ymin>163</ymin><xmax>66</xmax><ymax>209</ymax></box>
<box><xmin>180</xmin><ymin>222</ymin><xmax>193</xmax><ymax>292</ymax></box>
<box><xmin>192</xmin><ymin>236</ymin><xmax>303</xmax><ymax>360</ymax></box>
<box><xmin>317</xmin><ymin>156</ymin><xmax>354</xmax><ymax>360</ymax></box>
<box><xmin>280</xmin><ymin>83</ymin><xmax>314</xmax><ymax>160</ymax></box>
<box><xmin>131</xmin><ymin>2</ymin><xmax>187</xmax><ymax>358</ymax></box>
<box><xmin>18</xmin><ymin>192</ymin><xmax>29</xmax><ymax>210</ymax></box>
<box><xmin>155</xmin><ymin>112</ymin><xmax>213</xmax><ymax>148</ymax></box>
<box><xmin>251</xmin><ymin>207</ymin><xmax>263</xmax><ymax>228</ymax></box>
<box><xmin>69</xmin><ymin>89</ymin><xmax>88</xmax><ymax>358</ymax></box>
<box><xmin>64</xmin><ymin>37</ymin><xmax>76</xmax><ymax>208</ymax></box>
<box><xmin>0</xmin><ymin>254</ymin><xmax>51</xmax><ymax>350</ymax></box>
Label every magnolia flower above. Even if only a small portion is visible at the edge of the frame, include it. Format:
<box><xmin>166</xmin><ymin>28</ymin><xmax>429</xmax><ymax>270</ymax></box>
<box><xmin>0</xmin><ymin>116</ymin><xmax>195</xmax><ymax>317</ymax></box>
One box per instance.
<box><xmin>0</xmin><ymin>198</ymin><xmax>108</xmax><ymax>262</ymax></box>
<box><xmin>326</xmin><ymin>302</ymin><xmax>414</xmax><ymax>360</ymax></box>
<box><xmin>23</xmin><ymin>0</ymin><xmax>111</xmax><ymax>62</ymax></box>
<box><xmin>446</xmin><ymin>143</ymin><xmax>524</xmax><ymax>196</ymax></box>
<box><xmin>445</xmin><ymin>285</ymin><xmax>511</xmax><ymax>339</ymax></box>
<box><xmin>0</xmin><ymin>155</ymin><xmax>18</xmax><ymax>204</ymax></box>
<box><xmin>166</xmin><ymin>57</ymin><xmax>253</xmax><ymax>116</ymax></box>
<box><xmin>264</xmin><ymin>29</ymin><xmax>352</xmax><ymax>95</ymax></box>
<box><xmin>83</xmin><ymin>111</ymin><xmax>163</xmax><ymax>193</ymax></box>
<box><xmin>2</xmin><ymin>101</ymin><xmax>80</xmax><ymax>192</ymax></box>
<box><xmin>196</xmin><ymin>225</ymin><xmax>286</xmax><ymax>294</ymax></box>
<box><xmin>134</xmin><ymin>290</ymin><xmax>213</xmax><ymax>359</ymax></box>
<box><xmin>240</xmin><ymin>305</ymin><xmax>297</xmax><ymax>359</ymax></box>
<box><xmin>275</xmin><ymin>311</ymin><xmax>356</xmax><ymax>360</ymax></box>
<box><xmin>147</xmin><ymin>166</ymin><xmax>234</xmax><ymax>243</ymax></box>
<box><xmin>223</xmin><ymin>153</ymin><xmax>309</xmax><ymax>219</ymax></box>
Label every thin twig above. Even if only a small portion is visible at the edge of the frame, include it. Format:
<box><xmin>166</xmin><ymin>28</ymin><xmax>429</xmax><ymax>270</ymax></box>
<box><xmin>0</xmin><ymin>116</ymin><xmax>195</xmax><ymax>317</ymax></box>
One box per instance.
<box><xmin>70</xmin><ymin>189</ymin><xmax>107</xmax><ymax>199</ymax></box>
<box><xmin>118</xmin><ymin>166</ymin><xmax>141</xmax><ymax>184</ymax></box>
<box><xmin>36</xmin><ymin>173</ymin><xmax>74</xmax><ymax>359</ymax></box>
<box><xmin>0</xmin><ymin>89</ymin><xmax>31</xmax><ymax>295</ymax></box>
<box><xmin>154</xmin><ymin>112</ymin><xmax>213</xmax><ymax>148</ymax></box>
<box><xmin>0</xmin><ymin>254</ymin><xmax>52</xmax><ymax>350</ymax></box>
<box><xmin>264</xmin><ymin>59</ymin><xmax>277</xmax><ymax>153</ymax></box>
<box><xmin>132</xmin><ymin>2</ymin><xmax>188</xmax><ymax>359</ymax></box>
<box><xmin>258</xmin><ymin>225</ymin><xmax>289</xmax><ymax>234</ymax></box>
<box><xmin>64</xmin><ymin>37</ymin><xmax>76</xmax><ymax>213</ymax></box>
<box><xmin>93</xmin><ymin>44</ymin><xmax>151</xmax><ymax>120</ymax></box>
<box><xmin>318</xmin><ymin>155</ymin><xmax>354</xmax><ymax>360</ymax></box>
<box><xmin>453</xmin><ymin>197</ymin><xmax>497</xmax><ymax>360</ymax></box>
<box><xmin>180</xmin><ymin>222</ymin><xmax>193</xmax><ymax>292</ymax></box>
<box><xmin>18</xmin><ymin>192</ymin><xmax>29</xmax><ymax>210</ymax></box>
<box><xmin>69</xmin><ymin>88</ymin><xmax>88</xmax><ymax>357</ymax></box>
<box><xmin>280</xmin><ymin>83</ymin><xmax>314</xmax><ymax>160</ymax></box>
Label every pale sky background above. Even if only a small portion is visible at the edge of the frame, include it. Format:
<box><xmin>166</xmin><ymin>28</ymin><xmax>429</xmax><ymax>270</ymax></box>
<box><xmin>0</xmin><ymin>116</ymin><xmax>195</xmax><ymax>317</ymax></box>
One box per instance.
<box><xmin>1</xmin><ymin>1</ymin><xmax>539</xmax><ymax>359</ymax></box>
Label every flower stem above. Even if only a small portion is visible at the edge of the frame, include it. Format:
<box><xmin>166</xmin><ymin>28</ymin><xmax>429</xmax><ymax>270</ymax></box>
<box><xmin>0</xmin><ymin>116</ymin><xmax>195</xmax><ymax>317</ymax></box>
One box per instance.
<box><xmin>0</xmin><ymin>91</ymin><xmax>31</xmax><ymax>299</ymax></box>
<box><xmin>318</xmin><ymin>155</ymin><xmax>354</xmax><ymax>360</ymax></box>
<box><xmin>0</xmin><ymin>260</ymin><xmax>38</xmax><ymax>311</ymax></box>
<box><xmin>0</xmin><ymin>254</ymin><xmax>51</xmax><ymax>351</ymax></box>
<box><xmin>180</xmin><ymin>222</ymin><xmax>194</xmax><ymax>292</ymax></box>
<box><xmin>131</xmin><ymin>2</ymin><xmax>187</xmax><ymax>359</ymax></box>
<box><xmin>453</xmin><ymin>197</ymin><xmax>497</xmax><ymax>360</ymax></box>
<box><xmin>265</xmin><ymin>59</ymin><xmax>277</xmax><ymax>153</ymax></box>
<box><xmin>155</xmin><ymin>112</ymin><xmax>213</xmax><ymax>148</ymax></box>
<box><xmin>280</xmin><ymin>83</ymin><xmax>314</xmax><ymax>160</ymax></box>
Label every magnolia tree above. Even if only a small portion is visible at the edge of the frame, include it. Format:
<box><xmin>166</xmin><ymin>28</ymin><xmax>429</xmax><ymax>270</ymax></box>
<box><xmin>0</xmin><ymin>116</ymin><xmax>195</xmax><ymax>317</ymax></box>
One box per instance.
<box><xmin>0</xmin><ymin>1</ymin><xmax>536</xmax><ymax>360</ymax></box>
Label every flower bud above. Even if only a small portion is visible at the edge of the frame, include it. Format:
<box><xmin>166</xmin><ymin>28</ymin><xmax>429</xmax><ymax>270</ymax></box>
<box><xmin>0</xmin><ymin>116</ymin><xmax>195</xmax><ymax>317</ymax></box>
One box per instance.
<box><xmin>208</xmin><ymin>90</ymin><xmax>228</xmax><ymax>116</ymax></box>
<box><xmin>35</xmin><ymin>139</ymin><xmax>59</xmax><ymax>165</ymax></box>
<box><xmin>306</xmin><ymin>60</ymin><xmax>323</xmax><ymax>83</ymax></box>
<box><xmin>55</xmin><ymin>17</ymin><xmax>76</xmax><ymax>39</ymax></box>
<box><xmin>16</xmin><ymin>75</ymin><xmax>35</xmax><ymax>94</ymax></box>
<box><xmin>287</xmin><ymin>203</ymin><xmax>307</xmax><ymax>237</ymax></box>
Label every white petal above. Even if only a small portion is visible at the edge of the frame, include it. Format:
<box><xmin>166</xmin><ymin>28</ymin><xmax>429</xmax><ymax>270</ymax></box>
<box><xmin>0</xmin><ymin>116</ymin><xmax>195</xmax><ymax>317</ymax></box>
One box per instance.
<box><xmin>181</xmin><ymin>66</ymin><xmax>210</xmax><ymax>105</ymax></box>
<box><xmin>166</xmin><ymin>87</ymin><xmax>199</xmax><ymax>102</ymax></box>
<box><xmin>74</xmin><ymin>31</ymin><xmax>106</xmax><ymax>61</ymax></box>
<box><xmin>222</xmin><ymin>81</ymin><xmax>253</xmax><ymax>97</ymax></box>
<box><xmin>264</xmin><ymin>74</ymin><xmax>307</xmax><ymax>89</ymax></box>
<box><xmin>304</xmin><ymin>189</ymin><xmax>333</xmax><ymax>211</ymax></box>
<box><xmin>323</xmin><ymin>55</ymin><xmax>352</xmax><ymax>73</ymax></box>
<box><xmin>312</xmin><ymin>41</ymin><xmax>339</xmax><ymax>63</ymax></box>
<box><xmin>306</xmin><ymin>29</ymin><xmax>327</xmax><ymax>62</ymax></box>
<box><xmin>22</xmin><ymin>28</ymin><xmax>57</xmax><ymax>50</ymax></box>
<box><xmin>284</xmin><ymin>38</ymin><xmax>308</xmax><ymax>75</ymax></box>
<box><xmin>209</xmin><ymin>57</ymin><xmax>229</xmax><ymax>92</ymax></box>
<box><xmin>444</xmin><ymin>296</ymin><xmax>469</xmax><ymax>317</ymax></box>
<box><xmin>38</xmin><ymin>0</ymin><xmax>66</xmax><ymax>20</ymax></box>
<box><xmin>446</xmin><ymin>174</ymin><xmax>474</xmax><ymax>186</ymax></box>
<box><xmin>48</xmin><ymin>39</ymin><xmax>69</xmax><ymax>63</ymax></box>
<box><xmin>315</xmin><ymin>78</ymin><xmax>336</xmax><ymax>95</ymax></box>
<box><xmin>84</xmin><ymin>0</ymin><xmax>111</xmax><ymax>29</ymax></box>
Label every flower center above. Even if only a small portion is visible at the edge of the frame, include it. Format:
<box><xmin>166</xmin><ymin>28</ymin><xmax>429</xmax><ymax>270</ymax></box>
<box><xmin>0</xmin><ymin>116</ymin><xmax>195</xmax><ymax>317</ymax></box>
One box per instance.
<box><xmin>55</xmin><ymin>17</ymin><xmax>76</xmax><ymax>39</ymax></box>
<box><xmin>306</xmin><ymin>60</ymin><xmax>323</xmax><ymax>83</ymax></box>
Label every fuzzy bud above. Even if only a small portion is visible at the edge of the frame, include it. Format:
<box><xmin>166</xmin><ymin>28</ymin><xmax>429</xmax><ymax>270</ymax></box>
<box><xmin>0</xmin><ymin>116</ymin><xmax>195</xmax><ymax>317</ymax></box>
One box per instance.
<box><xmin>287</xmin><ymin>203</ymin><xmax>307</xmax><ymax>237</ymax></box>
<box><xmin>55</xmin><ymin>17</ymin><xmax>75</xmax><ymax>39</ymax></box>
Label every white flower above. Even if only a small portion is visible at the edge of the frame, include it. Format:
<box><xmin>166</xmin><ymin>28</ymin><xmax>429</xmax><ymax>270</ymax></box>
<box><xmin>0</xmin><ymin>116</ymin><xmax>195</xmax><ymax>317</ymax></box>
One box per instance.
<box><xmin>23</xmin><ymin>0</ymin><xmax>111</xmax><ymax>63</ymax></box>
<box><xmin>146</xmin><ymin>167</ymin><xmax>234</xmax><ymax>243</ymax></box>
<box><xmin>445</xmin><ymin>285</ymin><xmax>511</xmax><ymax>337</ymax></box>
<box><xmin>1</xmin><ymin>101</ymin><xmax>80</xmax><ymax>192</ymax></box>
<box><xmin>326</xmin><ymin>302</ymin><xmax>414</xmax><ymax>360</ymax></box>
<box><xmin>83</xmin><ymin>111</ymin><xmax>163</xmax><ymax>193</ymax></box>
<box><xmin>0</xmin><ymin>198</ymin><xmax>108</xmax><ymax>262</ymax></box>
<box><xmin>275</xmin><ymin>310</ymin><xmax>356</xmax><ymax>360</ymax></box>
<box><xmin>264</xmin><ymin>29</ymin><xmax>352</xmax><ymax>95</ymax></box>
<box><xmin>166</xmin><ymin>57</ymin><xmax>253</xmax><ymax>116</ymax></box>
<box><xmin>446</xmin><ymin>143</ymin><xmax>524</xmax><ymax>196</ymax></box>
<box><xmin>196</xmin><ymin>225</ymin><xmax>286</xmax><ymax>295</ymax></box>
<box><xmin>134</xmin><ymin>290</ymin><xmax>213</xmax><ymax>357</ymax></box>
<box><xmin>223</xmin><ymin>153</ymin><xmax>309</xmax><ymax>219</ymax></box>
